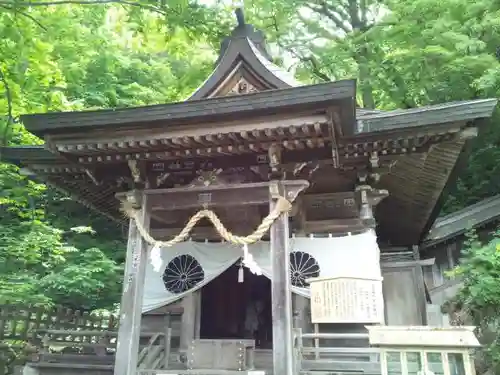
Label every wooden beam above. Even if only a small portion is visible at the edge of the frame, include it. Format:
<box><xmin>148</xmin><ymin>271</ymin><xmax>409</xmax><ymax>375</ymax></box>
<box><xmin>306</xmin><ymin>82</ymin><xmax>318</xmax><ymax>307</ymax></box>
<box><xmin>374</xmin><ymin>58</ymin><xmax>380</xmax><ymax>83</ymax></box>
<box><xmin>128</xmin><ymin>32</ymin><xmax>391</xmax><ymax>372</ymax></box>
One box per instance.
<box><xmin>151</xmin><ymin>226</ymin><xmax>218</xmax><ymax>240</ymax></box>
<box><xmin>114</xmin><ymin>192</ymin><xmax>150</xmax><ymax>375</ymax></box>
<box><xmin>150</xmin><ymin>225</ymin><xmax>269</xmax><ymax>241</ymax></box>
<box><xmin>302</xmin><ymin>219</ymin><xmax>366</xmax><ymax>234</ymax></box>
<box><xmin>303</xmin><ymin>192</ymin><xmax>357</xmax><ymax>206</ymax></box>
<box><xmin>141</xmin><ymin>148</ymin><xmax>331</xmax><ymax>171</ymax></box>
<box><xmin>380</xmin><ymin>258</ymin><xmax>435</xmax><ymax>269</ymax></box>
<box><xmin>151</xmin><ymin>219</ymin><xmax>368</xmax><ymax>239</ymax></box>
<box><xmin>141</xmin><ymin>182</ymin><xmax>272</xmax><ymax>211</ymax></box>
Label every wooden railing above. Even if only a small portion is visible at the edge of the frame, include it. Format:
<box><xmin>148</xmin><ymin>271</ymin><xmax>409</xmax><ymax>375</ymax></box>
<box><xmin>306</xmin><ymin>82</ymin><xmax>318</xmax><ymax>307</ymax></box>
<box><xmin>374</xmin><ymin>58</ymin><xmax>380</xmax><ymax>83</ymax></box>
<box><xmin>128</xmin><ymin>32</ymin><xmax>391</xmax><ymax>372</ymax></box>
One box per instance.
<box><xmin>137</xmin><ymin>332</ymin><xmax>170</xmax><ymax>370</ymax></box>
<box><xmin>294</xmin><ymin>329</ymin><xmax>382</xmax><ymax>375</ymax></box>
<box><xmin>0</xmin><ymin>305</ymin><xmax>117</xmax><ymax>341</ymax></box>
<box><xmin>36</xmin><ymin>329</ymin><xmax>117</xmax><ymax>355</ymax></box>
<box><xmin>0</xmin><ymin>304</ymin><xmax>118</xmax><ymax>375</ymax></box>
<box><xmin>29</xmin><ymin>328</ymin><xmax>183</xmax><ymax>374</ymax></box>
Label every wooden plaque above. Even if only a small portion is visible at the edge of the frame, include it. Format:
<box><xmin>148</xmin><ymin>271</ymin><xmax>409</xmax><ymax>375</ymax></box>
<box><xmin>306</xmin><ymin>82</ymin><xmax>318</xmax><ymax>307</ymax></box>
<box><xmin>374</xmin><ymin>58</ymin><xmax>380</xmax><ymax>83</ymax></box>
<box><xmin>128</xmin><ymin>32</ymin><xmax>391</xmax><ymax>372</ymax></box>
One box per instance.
<box><xmin>309</xmin><ymin>276</ymin><xmax>385</xmax><ymax>324</ymax></box>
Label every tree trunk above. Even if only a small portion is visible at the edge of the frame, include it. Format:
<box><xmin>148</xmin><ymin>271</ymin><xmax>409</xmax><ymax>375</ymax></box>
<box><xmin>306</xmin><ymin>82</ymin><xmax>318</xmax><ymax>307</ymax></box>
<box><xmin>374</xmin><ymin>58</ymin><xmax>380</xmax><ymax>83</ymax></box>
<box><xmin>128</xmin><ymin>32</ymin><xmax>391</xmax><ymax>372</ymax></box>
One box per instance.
<box><xmin>356</xmin><ymin>46</ymin><xmax>375</xmax><ymax>109</ymax></box>
<box><xmin>347</xmin><ymin>0</ymin><xmax>375</xmax><ymax>109</ymax></box>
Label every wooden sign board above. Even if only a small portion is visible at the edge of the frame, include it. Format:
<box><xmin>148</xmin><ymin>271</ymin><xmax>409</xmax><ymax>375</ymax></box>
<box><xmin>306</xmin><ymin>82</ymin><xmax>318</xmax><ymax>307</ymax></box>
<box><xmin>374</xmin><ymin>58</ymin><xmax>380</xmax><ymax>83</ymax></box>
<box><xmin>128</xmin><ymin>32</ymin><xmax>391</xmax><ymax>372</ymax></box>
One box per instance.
<box><xmin>308</xmin><ymin>276</ymin><xmax>385</xmax><ymax>324</ymax></box>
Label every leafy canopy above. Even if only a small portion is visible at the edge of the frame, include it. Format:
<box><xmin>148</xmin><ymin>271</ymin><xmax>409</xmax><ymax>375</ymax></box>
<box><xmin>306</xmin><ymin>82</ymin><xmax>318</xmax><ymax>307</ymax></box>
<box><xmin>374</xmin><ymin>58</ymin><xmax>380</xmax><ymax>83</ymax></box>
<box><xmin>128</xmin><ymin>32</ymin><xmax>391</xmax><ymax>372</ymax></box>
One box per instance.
<box><xmin>0</xmin><ymin>1</ymin><xmax>218</xmax><ymax>310</ymax></box>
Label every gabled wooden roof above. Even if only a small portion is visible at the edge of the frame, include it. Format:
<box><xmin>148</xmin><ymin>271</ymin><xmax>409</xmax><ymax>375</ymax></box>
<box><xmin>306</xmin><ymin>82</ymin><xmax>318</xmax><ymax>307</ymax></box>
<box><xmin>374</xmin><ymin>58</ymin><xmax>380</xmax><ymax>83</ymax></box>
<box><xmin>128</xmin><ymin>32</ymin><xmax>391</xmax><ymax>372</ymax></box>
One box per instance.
<box><xmin>187</xmin><ymin>15</ymin><xmax>300</xmax><ymax>100</ymax></box>
<box><xmin>5</xmin><ymin>99</ymin><xmax>497</xmax><ymax>246</ymax></box>
<box><xmin>20</xmin><ymin>80</ymin><xmax>355</xmax><ymax>138</ymax></box>
<box><xmin>2</xmin><ymin>13</ymin><xmax>498</xmax><ymax>246</ymax></box>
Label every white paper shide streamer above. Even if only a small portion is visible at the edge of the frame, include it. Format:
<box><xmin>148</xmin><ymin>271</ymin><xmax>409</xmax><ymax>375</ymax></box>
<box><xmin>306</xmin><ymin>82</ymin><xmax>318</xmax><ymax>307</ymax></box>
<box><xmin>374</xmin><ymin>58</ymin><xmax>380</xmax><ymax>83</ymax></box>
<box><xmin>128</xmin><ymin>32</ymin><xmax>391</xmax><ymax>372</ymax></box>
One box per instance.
<box><xmin>241</xmin><ymin>244</ymin><xmax>262</xmax><ymax>275</ymax></box>
<box><xmin>149</xmin><ymin>243</ymin><xmax>163</xmax><ymax>272</ymax></box>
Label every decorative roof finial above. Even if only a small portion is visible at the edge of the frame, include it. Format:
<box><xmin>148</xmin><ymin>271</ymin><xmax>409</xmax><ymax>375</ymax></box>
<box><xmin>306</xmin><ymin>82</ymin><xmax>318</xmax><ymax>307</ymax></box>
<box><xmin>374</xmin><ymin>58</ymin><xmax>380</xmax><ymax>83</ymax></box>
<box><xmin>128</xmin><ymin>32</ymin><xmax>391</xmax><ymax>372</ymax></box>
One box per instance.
<box><xmin>235</xmin><ymin>7</ymin><xmax>245</xmax><ymax>27</ymax></box>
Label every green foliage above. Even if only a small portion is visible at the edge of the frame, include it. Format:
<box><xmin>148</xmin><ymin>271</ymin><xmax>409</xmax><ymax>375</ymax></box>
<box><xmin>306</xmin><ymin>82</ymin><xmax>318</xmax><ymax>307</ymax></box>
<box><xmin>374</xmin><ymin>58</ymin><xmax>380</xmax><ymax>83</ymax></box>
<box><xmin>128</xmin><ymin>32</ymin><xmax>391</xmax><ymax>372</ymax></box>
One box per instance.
<box><xmin>0</xmin><ymin>2</ymin><xmax>217</xmax><ymax>312</ymax></box>
<box><xmin>449</xmin><ymin>231</ymin><xmax>500</xmax><ymax>315</ymax></box>
<box><xmin>38</xmin><ymin>247</ymin><xmax>123</xmax><ymax>310</ymax></box>
<box><xmin>246</xmin><ymin>0</ymin><xmax>500</xmax><ymax>210</ymax></box>
<box><xmin>0</xmin><ymin>218</ymin><xmax>122</xmax><ymax>308</ymax></box>
<box><xmin>446</xmin><ymin>230</ymin><xmax>500</xmax><ymax>373</ymax></box>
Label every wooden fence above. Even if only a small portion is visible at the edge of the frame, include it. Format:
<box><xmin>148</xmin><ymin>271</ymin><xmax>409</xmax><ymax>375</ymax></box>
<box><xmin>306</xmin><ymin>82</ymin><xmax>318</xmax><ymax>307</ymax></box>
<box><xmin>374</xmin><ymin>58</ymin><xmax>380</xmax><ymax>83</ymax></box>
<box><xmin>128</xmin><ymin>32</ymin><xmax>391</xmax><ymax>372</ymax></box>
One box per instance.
<box><xmin>0</xmin><ymin>304</ymin><xmax>117</xmax><ymax>343</ymax></box>
<box><xmin>0</xmin><ymin>304</ymin><xmax>118</xmax><ymax>375</ymax></box>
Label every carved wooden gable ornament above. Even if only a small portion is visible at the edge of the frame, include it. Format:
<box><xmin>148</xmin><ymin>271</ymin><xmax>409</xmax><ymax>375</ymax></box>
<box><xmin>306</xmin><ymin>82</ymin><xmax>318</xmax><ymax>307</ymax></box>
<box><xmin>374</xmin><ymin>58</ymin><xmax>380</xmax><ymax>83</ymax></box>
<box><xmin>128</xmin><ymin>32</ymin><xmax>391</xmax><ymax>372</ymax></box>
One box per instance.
<box><xmin>227</xmin><ymin>77</ymin><xmax>259</xmax><ymax>96</ymax></box>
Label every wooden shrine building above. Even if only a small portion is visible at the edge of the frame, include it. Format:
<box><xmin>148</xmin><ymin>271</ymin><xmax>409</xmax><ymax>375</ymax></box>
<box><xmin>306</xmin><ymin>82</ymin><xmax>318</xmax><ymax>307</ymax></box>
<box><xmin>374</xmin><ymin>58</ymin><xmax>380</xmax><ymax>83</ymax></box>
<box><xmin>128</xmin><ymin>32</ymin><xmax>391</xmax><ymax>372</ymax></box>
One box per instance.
<box><xmin>2</xmin><ymin>9</ymin><xmax>498</xmax><ymax>375</ymax></box>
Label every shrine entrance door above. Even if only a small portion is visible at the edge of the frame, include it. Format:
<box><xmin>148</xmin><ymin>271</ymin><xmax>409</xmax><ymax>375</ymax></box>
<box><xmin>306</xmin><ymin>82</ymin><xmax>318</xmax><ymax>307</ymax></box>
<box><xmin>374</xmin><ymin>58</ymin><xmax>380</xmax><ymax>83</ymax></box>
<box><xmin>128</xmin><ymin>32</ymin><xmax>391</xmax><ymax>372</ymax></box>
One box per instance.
<box><xmin>200</xmin><ymin>264</ymin><xmax>272</xmax><ymax>348</ymax></box>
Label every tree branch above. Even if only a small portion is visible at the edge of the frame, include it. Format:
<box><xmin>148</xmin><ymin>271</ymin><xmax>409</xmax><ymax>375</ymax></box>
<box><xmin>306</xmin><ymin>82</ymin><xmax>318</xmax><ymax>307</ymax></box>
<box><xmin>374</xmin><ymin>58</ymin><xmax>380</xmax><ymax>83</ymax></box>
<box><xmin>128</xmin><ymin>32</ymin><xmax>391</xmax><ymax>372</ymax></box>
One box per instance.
<box><xmin>0</xmin><ymin>65</ymin><xmax>16</xmax><ymax>149</ymax></box>
<box><xmin>346</xmin><ymin>0</ymin><xmax>362</xmax><ymax>30</ymax></box>
<box><xmin>0</xmin><ymin>5</ymin><xmax>47</xmax><ymax>30</ymax></box>
<box><xmin>297</xmin><ymin>12</ymin><xmax>341</xmax><ymax>41</ymax></box>
<box><xmin>359</xmin><ymin>0</ymin><xmax>368</xmax><ymax>25</ymax></box>
<box><xmin>306</xmin><ymin>2</ymin><xmax>351</xmax><ymax>34</ymax></box>
<box><xmin>269</xmin><ymin>14</ymin><xmax>331</xmax><ymax>83</ymax></box>
<box><xmin>327</xmin><ymin>0</ymin><xmax>351</xmax><ymax>24</ymax></box>
<box><xmin>301</xmin><ymin>55</ymin><xmax>331</xmax><ymax>81</ymax></box>
<box><xmin>0</xmin><ymin>0</ymin><xmax>168</xmax><ymax>16</ymax></box>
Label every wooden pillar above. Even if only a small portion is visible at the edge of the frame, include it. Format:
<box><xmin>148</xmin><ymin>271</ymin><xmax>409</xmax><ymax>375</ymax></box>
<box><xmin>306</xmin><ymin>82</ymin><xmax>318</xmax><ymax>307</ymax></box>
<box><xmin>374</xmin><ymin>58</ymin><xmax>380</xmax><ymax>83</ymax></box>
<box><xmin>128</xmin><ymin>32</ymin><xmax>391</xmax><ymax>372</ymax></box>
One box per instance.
<box><xmin>270</xmin><ymin>180</ymin><xmax>294</xmax><ymax>375</ymax></box>
<box><xmin>412</xmin><ymin>245</ymin><xmax>428</xmax><ymax>325</ymax></box>
<box><xmin>269</xmin><ymin>177</ymin><xmax>308</xmax><ymax>375</ymax></box>
<box><xmin>194</xmin><ymin>290</ymin><xmax>202</xmax><ymax>339</ymax></box>
<box><xmin>292</xmin><ymin>294</ymin><xmax>312</xmax><ymax>343</ymax></box>
<box><xmin>180</xmin><ymin>292</ymin><xmax>197</xmax><ymax>349</ymax></box>
<box><xmin>114</xmin><ymin>191</ymin><xmax>150</xmax><ymax>375</ymax></box>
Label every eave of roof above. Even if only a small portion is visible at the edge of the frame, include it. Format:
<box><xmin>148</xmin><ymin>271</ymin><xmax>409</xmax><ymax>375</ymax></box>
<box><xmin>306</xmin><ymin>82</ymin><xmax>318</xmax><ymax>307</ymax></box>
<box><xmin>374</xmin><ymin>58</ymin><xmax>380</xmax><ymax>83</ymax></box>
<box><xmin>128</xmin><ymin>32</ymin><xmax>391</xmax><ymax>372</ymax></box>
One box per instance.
<box><xmin>1</xmin><ymin>145</ymin><xmax>57</xmax><ymax>165</ymax></box>
<box><xmin>356</xmin><ymin>99</ymin><xmax>498</xmax><ymax>132</ymax></box>
<box><xmin>422</xmin><ymin>194</ymin><xmax>500</xmax><ymax>247</ymax></box>
<box><xmin>20</xmin><ymin>79</ymin><xmax>356</xmax><ymax>138</ymax></box>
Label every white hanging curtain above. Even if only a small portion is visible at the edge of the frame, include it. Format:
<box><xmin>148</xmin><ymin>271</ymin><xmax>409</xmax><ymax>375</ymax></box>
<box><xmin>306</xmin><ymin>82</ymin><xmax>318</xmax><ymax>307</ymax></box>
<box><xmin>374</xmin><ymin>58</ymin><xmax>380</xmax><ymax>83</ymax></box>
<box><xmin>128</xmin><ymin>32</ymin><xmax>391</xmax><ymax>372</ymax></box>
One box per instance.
<box><xmin>142</xmin><ymin>230</ymin><xmax>381</xmax><ymax>313</ymax></box>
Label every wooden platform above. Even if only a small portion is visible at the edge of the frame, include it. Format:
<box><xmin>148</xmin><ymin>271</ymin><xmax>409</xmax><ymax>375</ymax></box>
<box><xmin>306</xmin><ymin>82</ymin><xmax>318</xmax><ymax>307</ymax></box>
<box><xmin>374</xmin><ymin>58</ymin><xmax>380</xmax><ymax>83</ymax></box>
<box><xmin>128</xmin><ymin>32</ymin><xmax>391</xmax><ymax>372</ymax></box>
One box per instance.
<box><xmin>28</xmin><ymin>347</ymin><xmax>382</xmax><ymax>375</ymax></box>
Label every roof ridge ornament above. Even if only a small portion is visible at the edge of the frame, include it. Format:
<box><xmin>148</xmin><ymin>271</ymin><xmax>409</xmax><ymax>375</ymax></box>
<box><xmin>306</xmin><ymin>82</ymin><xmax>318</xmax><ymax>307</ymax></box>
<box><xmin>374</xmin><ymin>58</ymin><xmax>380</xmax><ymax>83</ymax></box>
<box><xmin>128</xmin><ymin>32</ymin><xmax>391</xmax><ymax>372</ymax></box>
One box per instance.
<box><xmin>235</xmin><ymin>7</ymin><xmax>245</xmax><ymax>27</ymax></box>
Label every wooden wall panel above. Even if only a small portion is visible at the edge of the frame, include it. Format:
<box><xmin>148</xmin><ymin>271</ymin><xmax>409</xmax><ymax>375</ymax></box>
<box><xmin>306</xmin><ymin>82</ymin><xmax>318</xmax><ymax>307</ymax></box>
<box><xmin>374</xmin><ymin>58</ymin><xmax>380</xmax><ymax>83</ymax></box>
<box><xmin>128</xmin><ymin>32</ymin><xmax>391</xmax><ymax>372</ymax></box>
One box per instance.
<box><xmin>382</xmin><ymin>268</ymin><xmax>424</xmax><ymax>325</ymax></box>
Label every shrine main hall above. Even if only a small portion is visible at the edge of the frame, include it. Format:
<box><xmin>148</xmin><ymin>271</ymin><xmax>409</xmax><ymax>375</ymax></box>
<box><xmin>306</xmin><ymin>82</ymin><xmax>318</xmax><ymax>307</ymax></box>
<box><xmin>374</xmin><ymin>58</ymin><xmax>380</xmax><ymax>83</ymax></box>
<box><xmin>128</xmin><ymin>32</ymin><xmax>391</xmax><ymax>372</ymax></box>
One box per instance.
<box><xmin>2</xmin><ymin>9</ymin><xmax>497</xmax><ymax>375</ymax></box>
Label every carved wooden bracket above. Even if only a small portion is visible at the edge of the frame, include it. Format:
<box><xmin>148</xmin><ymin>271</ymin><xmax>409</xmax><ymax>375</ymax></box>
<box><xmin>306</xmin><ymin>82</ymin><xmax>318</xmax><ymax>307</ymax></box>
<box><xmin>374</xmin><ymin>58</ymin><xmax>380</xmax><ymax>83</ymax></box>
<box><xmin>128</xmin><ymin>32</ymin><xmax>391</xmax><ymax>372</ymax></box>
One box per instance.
<box><xmin>268</xmin><ymin>144</ymin><xmax>282</xmax><ymax>178</ymax></box>
<box><xmin>84</xmin><ymin>168</ymin><xmax>100</xmax><ymax>185</ymax></box>
<box><xmin>269</xmin><ymin>180</ymin><xmax>309</xmax><ymax>204</ymax></box>
<box><xmin>156</xmin><ymin>172</ymin><xmax>171</xmax><ymax>188</ymax></box>
<box><xmin>188</xmin><ymin>169</ymin><xmax>223</xmax><ymax>187</ymax></box>
<box><xmin>356</xmin><ymin>184</ymin><xmax>389</xmax><ymax>228</ymax></box>
<box><xmin>121</xmin><ymin>189</ymin><xmax>143</xmax><ymax>209</ymax></box>
<box><xmin>127</xmin><ymin>160</ymin><xmax>141</xmax><ymax>184</ymax></box>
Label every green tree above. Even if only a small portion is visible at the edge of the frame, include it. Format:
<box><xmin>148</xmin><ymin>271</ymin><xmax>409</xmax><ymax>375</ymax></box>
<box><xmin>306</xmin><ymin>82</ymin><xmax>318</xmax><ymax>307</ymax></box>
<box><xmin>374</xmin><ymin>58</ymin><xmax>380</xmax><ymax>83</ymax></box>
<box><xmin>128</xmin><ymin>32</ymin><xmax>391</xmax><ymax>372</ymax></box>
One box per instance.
<box><xmin>0</xmin><ymin>2</ymin><xmax>218</xmax><ymax>309</ymax></box>
<box><xmin>245</xmin><ymin>0</ymin><xmax>500</xmax><ymax>209</ymax></box>
<box><xmin>445</xmin><ymin>231</ymin><xmax>500</xmax><ymax>374</ymax></box>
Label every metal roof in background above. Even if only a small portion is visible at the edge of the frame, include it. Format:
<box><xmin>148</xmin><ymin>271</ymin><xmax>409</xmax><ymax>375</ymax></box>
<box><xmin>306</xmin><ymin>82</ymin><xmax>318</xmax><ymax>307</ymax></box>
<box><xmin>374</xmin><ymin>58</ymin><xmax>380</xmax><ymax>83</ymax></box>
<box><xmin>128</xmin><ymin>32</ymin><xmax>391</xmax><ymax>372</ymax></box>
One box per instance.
<box><xmin>423</xmin><ymin>194</ymin><xmax>500</xmax><ymax>246</ymax></box>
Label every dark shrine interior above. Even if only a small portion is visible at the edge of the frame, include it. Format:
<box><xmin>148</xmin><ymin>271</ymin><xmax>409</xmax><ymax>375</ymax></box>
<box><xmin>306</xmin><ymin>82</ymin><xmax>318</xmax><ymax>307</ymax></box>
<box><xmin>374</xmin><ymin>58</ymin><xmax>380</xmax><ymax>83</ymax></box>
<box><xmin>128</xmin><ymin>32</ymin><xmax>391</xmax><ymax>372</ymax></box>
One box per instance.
<box><xmin>200</xmin><ymin>264</ymin><xmax>273</xmax><ymax>349</ymax></box>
